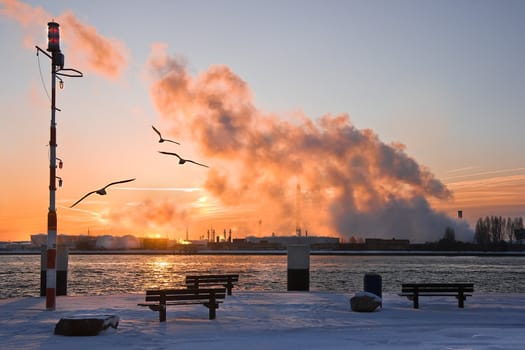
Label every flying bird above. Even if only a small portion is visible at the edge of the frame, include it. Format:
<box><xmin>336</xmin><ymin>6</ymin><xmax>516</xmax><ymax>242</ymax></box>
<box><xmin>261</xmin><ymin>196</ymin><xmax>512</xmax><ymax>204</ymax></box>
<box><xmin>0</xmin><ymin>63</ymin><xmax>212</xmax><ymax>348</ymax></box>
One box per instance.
<box><xmin>70</xmin><ymin>178</ymin><xmax>136</xmax><ymax>208</ymax></box>
<box><xmin>159</xmin><ymin>151</ymin><xmax>209</xmax><ymax>168</ymax></box>
<box><xmin>152</xmin><ymin>125</ymin><xmax>180</xmax><ymax>145</ymax></box>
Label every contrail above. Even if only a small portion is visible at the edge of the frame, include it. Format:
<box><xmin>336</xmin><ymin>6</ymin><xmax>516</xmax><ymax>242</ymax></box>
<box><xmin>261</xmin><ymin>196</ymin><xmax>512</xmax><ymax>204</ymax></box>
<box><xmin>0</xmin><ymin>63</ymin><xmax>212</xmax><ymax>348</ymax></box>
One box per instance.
<box><xmin>115</xmin><ymin>187</ymin><xmax>202</xmax><ymax>192</ymax></box>
<box><xmin>442</xmin><ymin>167</ymin><xmax>525</xmax><ymax>181</ymax></box>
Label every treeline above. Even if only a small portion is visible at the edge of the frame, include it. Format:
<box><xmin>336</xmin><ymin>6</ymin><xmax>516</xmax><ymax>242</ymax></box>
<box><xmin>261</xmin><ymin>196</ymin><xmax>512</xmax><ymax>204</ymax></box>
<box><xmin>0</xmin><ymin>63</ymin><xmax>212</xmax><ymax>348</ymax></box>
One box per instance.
<box><xmin>418</xmin><ymin>216</ymin><xmax>525</xmax><ymax>251</ymax></box>
<box><xmin>474</xmin><ymin>216</ymin><xmax>524</xmax><ymax>246</ymax></box>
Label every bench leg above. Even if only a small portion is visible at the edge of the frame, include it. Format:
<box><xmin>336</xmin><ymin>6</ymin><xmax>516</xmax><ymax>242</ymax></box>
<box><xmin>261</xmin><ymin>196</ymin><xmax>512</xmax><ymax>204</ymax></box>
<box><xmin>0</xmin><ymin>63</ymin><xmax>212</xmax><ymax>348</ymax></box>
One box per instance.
<box><xmin>209</xmin><ymin>304</ymin><xmax>217</xmax><ymax>320</ymax></box>
<box><xmin>159</xmin><ymin>293</ymin><xmax>167</xmax><ymax>322</ymax></box>
<box><xmin>458</xmin><ymin>292</ymin><xmax>465</xmax><ymax>308</ymax></box>
<box><xmin>159</xmin><ymin>304</ymin><xmax>166</xmax><ymax>322</ymax></box>
<box><xmin>413</xmin><ymin>294</ymin><xmax>419</xmax><ymax>309</ymax></box>
<box><xmin>209</xmin><ymin>291</ymin><xmax>217</xmax><ymax>320</ymax></box>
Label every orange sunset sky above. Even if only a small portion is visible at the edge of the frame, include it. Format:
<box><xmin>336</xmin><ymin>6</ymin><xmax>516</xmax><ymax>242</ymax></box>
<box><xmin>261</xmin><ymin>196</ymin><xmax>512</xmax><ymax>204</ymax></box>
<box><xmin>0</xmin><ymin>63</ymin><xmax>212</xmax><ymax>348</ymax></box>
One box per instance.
<box><xmin>1</xmin><ymin>0</ymin><xmax>524</xmax><ymax>243</ymax></box>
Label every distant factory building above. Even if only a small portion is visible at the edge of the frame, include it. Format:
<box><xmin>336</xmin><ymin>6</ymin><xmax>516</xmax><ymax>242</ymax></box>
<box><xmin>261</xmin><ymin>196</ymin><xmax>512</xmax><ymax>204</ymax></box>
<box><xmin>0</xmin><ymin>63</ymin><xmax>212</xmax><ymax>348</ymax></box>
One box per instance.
<box><xmin>365</xmin><ymin>238</ymin><xmax>410</xmax><ymax>250</ymax></box>
<box><xmin>246</xmin><ymin>235</ymin><xmax>339</xmax><ymax>247</ymax></box>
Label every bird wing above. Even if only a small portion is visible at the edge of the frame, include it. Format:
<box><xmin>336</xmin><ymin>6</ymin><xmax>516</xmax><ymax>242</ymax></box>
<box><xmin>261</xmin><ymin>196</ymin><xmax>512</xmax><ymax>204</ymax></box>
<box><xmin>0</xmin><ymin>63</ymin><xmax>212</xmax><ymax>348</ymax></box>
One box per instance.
<box><xmin>151</xmin><ymin>125</ymin><xmax>162</xmax><ymax>138</ymax></box>
<box><xmin>165</xmin><ymin>139</ymin><xmax>181</xmax><ymax>145</ymax></box>
<box><xmin>70</xmin><ymin>191</ymin><xmax>97</xmax><ymax>208</ymax></box>
<box><xmin>159</xmin><ymin>151</ymin><xmax>182</xmax><ymax>160</ymax></box>
<box><xmin>104</xmin><ymin>178</ymin><xmax>136</xmax><ymax>189</ymax></box>
<box><xmin>187</xmin><ymin>159</ymin><xmax>209</xmax><ymax>168</ymax></box>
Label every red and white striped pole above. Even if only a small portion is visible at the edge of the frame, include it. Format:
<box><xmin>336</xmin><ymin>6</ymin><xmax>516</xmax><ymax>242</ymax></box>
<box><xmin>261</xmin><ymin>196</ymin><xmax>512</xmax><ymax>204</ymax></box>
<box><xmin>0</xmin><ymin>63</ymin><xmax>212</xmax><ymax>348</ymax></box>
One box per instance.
<box><xmin>46</xmin><ymin>87</ymin><xmax>57</xmax><ymax>309</ymax></box>
<box><xmin>46</xmin><ymin>21</ymin><xmax>60</xmax><ymax>310</ymax></box>
<box><xmin>37</xmin><ymin>22</ymin><xmax>81</xmax><ymax>309</ymax></box>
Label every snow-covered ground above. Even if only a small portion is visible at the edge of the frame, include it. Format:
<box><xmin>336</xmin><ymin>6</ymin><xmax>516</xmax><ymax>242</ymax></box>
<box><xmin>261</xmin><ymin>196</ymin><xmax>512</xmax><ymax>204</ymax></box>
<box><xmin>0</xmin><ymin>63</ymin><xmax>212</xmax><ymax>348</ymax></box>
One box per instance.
<box><xmin>1</xmin><ymin>291</ymin><xmax>524</xmax><ymax>349</ymax></box>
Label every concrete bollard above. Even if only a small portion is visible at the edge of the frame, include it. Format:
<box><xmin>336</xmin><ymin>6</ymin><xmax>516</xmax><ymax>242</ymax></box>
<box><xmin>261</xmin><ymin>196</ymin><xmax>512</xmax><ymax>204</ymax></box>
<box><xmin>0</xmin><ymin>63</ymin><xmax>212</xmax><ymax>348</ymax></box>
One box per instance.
<box><xmin>40</xmin><ymin>245</ymin><xmax>69</xmax><ymax>296</ymax></box>
<box><xmin>287</xmin><ymin>244</ymin><xmax>310</xmax><ymax>291</ymax></box>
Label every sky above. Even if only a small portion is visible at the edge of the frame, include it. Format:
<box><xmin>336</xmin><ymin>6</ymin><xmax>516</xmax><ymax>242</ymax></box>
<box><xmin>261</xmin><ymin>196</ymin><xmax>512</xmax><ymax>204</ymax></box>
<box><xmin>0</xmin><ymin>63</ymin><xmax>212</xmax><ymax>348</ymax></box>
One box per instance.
<box><xmin>1</xmin><ymin>0</ymin><xmax>524</xmax><ymax>243</ymax></box>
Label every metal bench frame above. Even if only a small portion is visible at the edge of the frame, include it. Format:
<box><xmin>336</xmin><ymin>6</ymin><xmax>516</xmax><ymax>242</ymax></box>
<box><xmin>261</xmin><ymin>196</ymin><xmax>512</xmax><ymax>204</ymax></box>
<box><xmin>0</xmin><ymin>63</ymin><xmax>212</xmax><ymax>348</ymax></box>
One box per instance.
<box><xmin>138</xmin><ymin>287</ymin><xmax>226</xmax><ymax>322</ymax></box>
<box><xmin>399</xmin><ymin>283</ymin><xmax>474</xmax><ymax>309</ymax></box>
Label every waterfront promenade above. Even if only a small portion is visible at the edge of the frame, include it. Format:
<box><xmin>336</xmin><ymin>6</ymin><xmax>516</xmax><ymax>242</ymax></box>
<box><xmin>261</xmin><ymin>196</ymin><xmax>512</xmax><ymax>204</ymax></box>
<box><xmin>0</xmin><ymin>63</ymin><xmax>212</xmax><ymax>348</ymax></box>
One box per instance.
<box><xmin>1</xmin><ymin>291</ymin><xmax>525</xmax><ymax>349</ymax></box>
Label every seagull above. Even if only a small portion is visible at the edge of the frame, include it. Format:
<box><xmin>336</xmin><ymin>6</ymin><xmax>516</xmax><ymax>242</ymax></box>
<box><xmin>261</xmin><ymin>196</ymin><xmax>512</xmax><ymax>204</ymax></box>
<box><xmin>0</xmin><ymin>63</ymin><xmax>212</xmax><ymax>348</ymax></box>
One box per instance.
<box><xmin>158</xmin><ymin>151</ymin><xmax>209</xmax><ymax>168</ymax></box>
<box><xmin>70</xmin><ymin>178</ymin><xmax>136</xmax><ymax>208</ymax></box>
<box><xmin>152</xmin><ymin>125</ymin><xmax>180</xmax><ymax>145</ymax></box>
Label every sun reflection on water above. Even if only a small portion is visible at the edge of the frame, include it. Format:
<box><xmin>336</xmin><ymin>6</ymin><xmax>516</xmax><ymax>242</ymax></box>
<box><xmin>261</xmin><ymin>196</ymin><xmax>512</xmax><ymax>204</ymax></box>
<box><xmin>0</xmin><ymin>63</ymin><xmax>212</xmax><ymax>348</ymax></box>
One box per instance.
<box><xmin>152</xmin><ymin>259</ymin><xmax>170</xmax><ymax>269</ymax></box>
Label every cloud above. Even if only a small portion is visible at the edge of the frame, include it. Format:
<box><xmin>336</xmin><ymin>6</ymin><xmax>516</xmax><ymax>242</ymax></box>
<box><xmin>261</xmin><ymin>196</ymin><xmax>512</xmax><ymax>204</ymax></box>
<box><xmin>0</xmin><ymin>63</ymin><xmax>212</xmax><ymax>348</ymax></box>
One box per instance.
<box><xmin>59</xmin><ymin>11</ymin><xmax>128</xmax><ymax>80</ymax></box>
<box><xmin>147</xmin><ymin>44</ymin><xmax>472</xmax><ymax>243</ymax></box>
<box><xmin>0</xmin><ymin>0</ymin><xmax>128</xmax><ymax>79</ymax></box>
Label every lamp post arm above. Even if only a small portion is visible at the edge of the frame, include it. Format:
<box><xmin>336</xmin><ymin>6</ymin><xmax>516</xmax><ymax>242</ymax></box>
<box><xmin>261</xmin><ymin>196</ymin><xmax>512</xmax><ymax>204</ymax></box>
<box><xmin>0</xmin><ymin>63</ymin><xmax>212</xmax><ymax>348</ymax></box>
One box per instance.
<box><xmin>35</xmin><ymin>45</ymin><xmax>52</xmax><ymax>59</ymax></box>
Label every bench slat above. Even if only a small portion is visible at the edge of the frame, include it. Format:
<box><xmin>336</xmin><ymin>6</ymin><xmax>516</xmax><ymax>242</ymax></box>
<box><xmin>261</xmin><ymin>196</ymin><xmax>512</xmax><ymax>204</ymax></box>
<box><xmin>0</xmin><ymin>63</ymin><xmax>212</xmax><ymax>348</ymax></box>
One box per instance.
<box><xmin>185</xmin><ymin>274</ymin><xmax>239</xmax><ymax>295</ymax></box>
<box><xmin>186</xmin><ymin>277</ymin><xmax>239</xmax><ymax>281</ymax></box>
<box><xmin>146</xmin><ymin>287</ymin><xmax>226</xmax><ymax>295</ymax></box>
<box><xmin>145</xmin><ymin>293</ymin><xmax>226</xmax><ymax>302</ymax></box>
<box><xmin>399</xmin><ymin>293</ymin><xmax>473</xmax><ymax>297</ymax></box>
<box><xmin>186</xmin><ymin>273</ymin><xmax>239</xmax><ymax>278</ymax></box>
<box><xmin>402</xmin><ymin>283</ymin><xmax>473</xmax><ymax>286</ymax></box>
<box><xmin>402</xmin><ymin>283</ymin><xmax>473</xmax><ymax>287</ymax></box>
<box><xmin>186</xmin><ymin>277</ymin><xmax>239</xmax><ymax>284</ymax></box>
<box><xmin>402</xmin><ymin>287</ymin><xmax>474</xmax><ymax>293</ymax></box>
<box><xmin>139</xmin><ymin>300</ymin><xmax>223</xmax><ymax>307</ymax></box>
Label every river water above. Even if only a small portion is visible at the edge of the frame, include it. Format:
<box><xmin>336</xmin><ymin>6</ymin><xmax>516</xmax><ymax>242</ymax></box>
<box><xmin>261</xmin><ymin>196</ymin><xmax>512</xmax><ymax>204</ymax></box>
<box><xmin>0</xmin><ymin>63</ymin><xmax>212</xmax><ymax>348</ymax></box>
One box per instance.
<box><xmin>1</xmin><ymin>254</ymin><xmax>524</xmax><ymax>298</ymax></box>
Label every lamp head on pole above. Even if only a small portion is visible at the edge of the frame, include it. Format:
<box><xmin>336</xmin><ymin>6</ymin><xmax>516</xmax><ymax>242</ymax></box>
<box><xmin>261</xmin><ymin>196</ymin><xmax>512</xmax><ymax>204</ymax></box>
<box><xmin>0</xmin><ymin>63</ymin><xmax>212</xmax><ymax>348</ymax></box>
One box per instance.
<box><xmin>47</xmin><ymin>21</ymin><xmax>60</xmax><ymax>53</ymax></box>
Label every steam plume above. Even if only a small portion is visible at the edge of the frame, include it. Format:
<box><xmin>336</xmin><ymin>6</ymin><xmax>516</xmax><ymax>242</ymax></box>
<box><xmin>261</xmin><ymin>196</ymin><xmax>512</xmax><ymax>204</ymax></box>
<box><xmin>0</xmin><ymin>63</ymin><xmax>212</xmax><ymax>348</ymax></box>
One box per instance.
<box><xmin>147</xmin><ymin>44</ymin><xmax>472</xmax><ymax>242</ymax></box>
<box><xmin>108</xmin><ymin>199</ymin><xmax>188</xmax><ymax>232</ymax></box>
<box><xmin>147</xmin><ymin>46</ymin><xmax>474</xmax><ymax>242</ymax></box>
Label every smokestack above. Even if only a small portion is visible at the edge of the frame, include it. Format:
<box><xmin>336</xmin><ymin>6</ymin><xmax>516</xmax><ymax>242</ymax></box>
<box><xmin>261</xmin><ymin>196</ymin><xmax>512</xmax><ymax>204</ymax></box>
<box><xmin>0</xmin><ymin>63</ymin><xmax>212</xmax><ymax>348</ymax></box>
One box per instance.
<box><xmin>296</xmin><ymin>183</ymin><xmax>302</xmax><ymax>237</ymax></box>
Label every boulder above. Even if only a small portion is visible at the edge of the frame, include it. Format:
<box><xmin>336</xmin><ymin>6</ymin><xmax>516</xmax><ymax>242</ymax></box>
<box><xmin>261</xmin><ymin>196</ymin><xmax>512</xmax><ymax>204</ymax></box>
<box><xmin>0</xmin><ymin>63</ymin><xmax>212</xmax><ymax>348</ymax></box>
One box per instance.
<box><xmin>350</xmin><ymin>291</ymin><xmax>382</xmax><ymax>312</ymax></box>
<box><xmin>54</xmin><ymin>314</ymin><xmax>119</xmax><ymax>336</ymax></box>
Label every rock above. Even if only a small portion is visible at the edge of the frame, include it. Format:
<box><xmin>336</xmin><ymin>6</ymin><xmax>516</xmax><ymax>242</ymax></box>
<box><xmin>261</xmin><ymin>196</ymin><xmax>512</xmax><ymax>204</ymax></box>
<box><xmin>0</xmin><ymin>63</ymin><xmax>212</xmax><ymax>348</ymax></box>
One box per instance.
<box><xmin>54</xmin><ymin>314</ymin><xmax>119</xmax><ymax>336</ymax></box>
<box><xmin>350</xmin><ymin>291</ymin><xmax>382</xmax><ymax>312</ymax></box>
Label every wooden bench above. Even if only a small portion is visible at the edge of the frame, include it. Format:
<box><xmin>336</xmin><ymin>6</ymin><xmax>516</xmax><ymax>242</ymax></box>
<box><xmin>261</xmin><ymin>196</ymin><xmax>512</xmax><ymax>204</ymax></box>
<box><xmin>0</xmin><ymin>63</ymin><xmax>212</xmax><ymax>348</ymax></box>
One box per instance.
<box><xmin>185</xmin><ymin>274</ymin><xmax>239</xmax><ymax>296</ymax></box>
<box><xmin>138</xmin><ymin>287</ymin><xmax>226</xmax><ymax>322</ymax></box>
<box><xmin>399</xmin><ymin>283</ymin><xmax>474</xmax><ymax>309</ymax></box>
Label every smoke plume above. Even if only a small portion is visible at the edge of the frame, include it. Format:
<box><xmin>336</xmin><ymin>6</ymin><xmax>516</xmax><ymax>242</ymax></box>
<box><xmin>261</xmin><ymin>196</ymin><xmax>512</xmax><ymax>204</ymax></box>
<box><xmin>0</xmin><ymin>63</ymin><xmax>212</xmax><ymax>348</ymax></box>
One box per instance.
<box><xmin>107</xmin><ymin>199</ymin><xmax>189</xmax><ymax>233</ymax></box>
<box><xmin>0</xmin><ymin>0</ymin><xmax>128</xmax><ymax>79</ymax></box>
<box><xmin>147</xmin><ymin>44</ymin><xmax>472</xmax><ymax>242</ymax></box>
